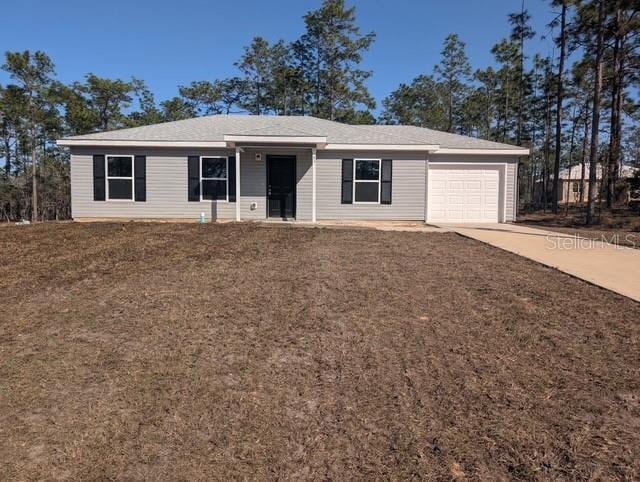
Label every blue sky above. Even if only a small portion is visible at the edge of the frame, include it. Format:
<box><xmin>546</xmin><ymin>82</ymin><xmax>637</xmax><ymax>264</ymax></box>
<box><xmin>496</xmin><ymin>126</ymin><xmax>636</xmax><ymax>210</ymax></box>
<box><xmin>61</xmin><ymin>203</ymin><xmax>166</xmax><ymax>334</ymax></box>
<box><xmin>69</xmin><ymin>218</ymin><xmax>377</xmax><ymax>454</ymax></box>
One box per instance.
<box><xmin>1</xmin><ymin>0</ymin><xmax>558</xmax><ymax>113</ymax></box>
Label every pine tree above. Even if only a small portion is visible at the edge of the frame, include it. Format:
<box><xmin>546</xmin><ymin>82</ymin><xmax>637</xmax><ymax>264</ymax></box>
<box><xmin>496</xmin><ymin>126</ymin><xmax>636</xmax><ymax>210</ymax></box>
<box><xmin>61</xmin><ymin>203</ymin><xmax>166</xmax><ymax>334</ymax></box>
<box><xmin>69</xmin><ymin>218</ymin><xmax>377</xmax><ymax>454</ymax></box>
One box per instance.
<box><xmin>380</xmin><ymin>75</ymin><xmax>447</xmax><ymax>130</ymax></box>
<box><xmin>177</xmin><ymin>81</ymin><xmax>223</xmax><ymax>116</ymax></box>
<box><xmin>509</xmin><ymin>8</ymin><xmax>535</xmax><ymax>146</ymax></box>
<box><xmin>552</xmin><ymin>0</ymin><xmax>568</xmax><ymax>213</ymax></box>
<box><xmin>434</xmin><ymin>34</ymin><xmax>471</xmax><ymax>133</ymax></box>
<box><xmin>72</xmin><ymin>74</ymin><xmax>142</xmax><ymax>131</ymax></box>
<box><xmin>586</xmin><ymin>0</ymin><xmax>606</xmax><ymax>225</ymax></box>
<box><xmin>2</xmin><ymin>51</ymin><xmax>58</xmax><ymax>222</ymax></box>
<box><xmin>299</xmin><ymin>0</ymin><xmax>375</xmax><ymax>121</ymax></box>
<box><xmin>236</xmin><ymin>37</ymin><xmax>273</xmax><ymax>115</ymax></box>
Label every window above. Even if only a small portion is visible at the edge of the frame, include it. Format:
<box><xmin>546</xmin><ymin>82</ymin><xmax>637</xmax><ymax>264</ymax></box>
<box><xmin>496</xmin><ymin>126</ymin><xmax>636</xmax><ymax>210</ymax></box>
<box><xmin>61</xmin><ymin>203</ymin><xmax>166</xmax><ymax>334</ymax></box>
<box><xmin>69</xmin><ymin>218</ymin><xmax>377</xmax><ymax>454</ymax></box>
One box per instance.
<box><xmin>106</xmin><ymin>155</ymin><xmax>134</xmax><ymax>200</ymax></box>
<box><xmin>201</xmin><ymin>156</ymin><xmax>228</xmax><ymax>201</ymax></box>
<box><xmin>354</xmin><ymin>159</ymin><xmax>380</xmax><ymax>203</ymax></box>
<box><xmin>572</xmin><ymin>181</ymin><xmax>581</xmax><ymax>193</ymax></box>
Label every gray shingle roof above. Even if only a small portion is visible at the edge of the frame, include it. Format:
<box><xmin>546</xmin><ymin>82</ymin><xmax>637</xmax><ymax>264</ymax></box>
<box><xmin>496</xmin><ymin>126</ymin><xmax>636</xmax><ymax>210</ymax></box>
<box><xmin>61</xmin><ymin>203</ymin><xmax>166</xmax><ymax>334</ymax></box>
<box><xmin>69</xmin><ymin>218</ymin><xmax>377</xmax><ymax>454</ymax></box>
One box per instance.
<box><xmin>60</xmin><ymin>114</ymin><xmax>523</xmax><ymax>150</ymax></box>
<box><xmin>359</xmin><ymin>125</ymin><xmax>521</xmax><ymax>150</ymax></box>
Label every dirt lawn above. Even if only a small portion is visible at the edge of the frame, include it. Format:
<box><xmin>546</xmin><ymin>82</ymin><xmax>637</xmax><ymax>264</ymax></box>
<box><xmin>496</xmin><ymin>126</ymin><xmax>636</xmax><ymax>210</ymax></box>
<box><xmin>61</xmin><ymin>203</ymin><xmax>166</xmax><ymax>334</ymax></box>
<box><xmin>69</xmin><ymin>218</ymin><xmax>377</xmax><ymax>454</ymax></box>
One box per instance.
<box><xmin>1</xmin><ymin>223</ymin><xmax>639</xmax><ymax>480</ymax></box>
<box><xmin>519</xmin><ymin>208</ymin><xmax>640</xmax><ymax>249</ymax></box>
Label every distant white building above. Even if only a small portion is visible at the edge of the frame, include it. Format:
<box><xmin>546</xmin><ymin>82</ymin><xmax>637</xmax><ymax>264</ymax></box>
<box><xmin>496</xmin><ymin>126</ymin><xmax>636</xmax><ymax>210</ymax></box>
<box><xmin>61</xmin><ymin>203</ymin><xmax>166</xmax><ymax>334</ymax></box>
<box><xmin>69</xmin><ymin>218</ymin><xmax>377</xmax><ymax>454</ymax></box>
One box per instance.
<box><xmin>558</xmin><ymin>163</ymin><xmax>638</xmax><ymax>203</ymax></box>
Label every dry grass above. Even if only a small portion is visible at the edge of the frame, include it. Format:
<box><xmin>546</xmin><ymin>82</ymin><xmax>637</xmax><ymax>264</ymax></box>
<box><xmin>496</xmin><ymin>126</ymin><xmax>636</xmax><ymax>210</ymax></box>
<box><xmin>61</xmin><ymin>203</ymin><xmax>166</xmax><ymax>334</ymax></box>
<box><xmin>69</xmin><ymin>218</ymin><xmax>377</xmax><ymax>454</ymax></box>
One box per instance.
<box><xmin>1</xmin><ymin>222</ymin><xmax>639</xmax><ymax>480</ymax></box>
<box><xmin>519</xmin><ymin>207</ymin><xmax>640</xmax><ymax>248</ymax></box>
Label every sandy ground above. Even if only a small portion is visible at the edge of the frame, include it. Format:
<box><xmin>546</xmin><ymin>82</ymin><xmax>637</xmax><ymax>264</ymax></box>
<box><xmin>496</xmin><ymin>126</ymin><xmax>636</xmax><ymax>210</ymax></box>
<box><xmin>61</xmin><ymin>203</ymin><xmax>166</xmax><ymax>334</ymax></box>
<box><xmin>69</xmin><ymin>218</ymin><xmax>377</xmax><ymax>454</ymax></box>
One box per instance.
<box><xmin>519</xmin><ymin>208</ymin><xmax>640</xmax><ymax>249</ymax></box>
<box><xmin>1</xmin><ymin>222</ymin><xmax>639</xmax><ymax>480</ymax></box>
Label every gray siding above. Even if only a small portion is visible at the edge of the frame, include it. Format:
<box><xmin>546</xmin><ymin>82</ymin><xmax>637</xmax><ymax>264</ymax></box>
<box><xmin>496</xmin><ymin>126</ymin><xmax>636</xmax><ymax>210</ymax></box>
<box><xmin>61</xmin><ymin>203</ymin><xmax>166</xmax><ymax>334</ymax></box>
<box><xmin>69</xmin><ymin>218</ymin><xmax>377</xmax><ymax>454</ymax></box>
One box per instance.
<box><xmin>316</xmin><ymin>151</ymin><xmax>427</xmax><ymax>220</ymax></box>
<box><xmin>70</xmin><ymin>146</ymin><xmax>519</xmax><ymax>223</ymax></box>
<box><xmin>236</xmin><ymin>149</ymin><xmax>265</xmax><ymax>221</ymax></box>
<box><xmin>295</xmin><ymin>151</ymin><xmax>313</xmax><ymax>222</ymax></box>
<box><xmin>238</xmin><ymin>147</ymin><xmax>312</xmax><ymax>221</ymax></box>
<box><xmin>506</xmin><ymin>162</ymin><xmax>516</xmax><ymax>221</ymax></box>
<box><xmin>71</xmin><ymin>147</ymin><xmax>238</xmax><ymax>220</ymax></box>
<box><xmin>70</xmin><ymin>146</ymin><xmax>312</xmax><ymax>221</ymax></box>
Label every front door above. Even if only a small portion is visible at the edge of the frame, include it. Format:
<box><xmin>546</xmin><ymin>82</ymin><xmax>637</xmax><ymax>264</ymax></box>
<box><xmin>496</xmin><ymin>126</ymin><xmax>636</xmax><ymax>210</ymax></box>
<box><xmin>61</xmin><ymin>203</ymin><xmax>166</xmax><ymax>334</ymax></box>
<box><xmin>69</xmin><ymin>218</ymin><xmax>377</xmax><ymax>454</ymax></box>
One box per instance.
<box><xmin>267</xmin><ymin>156</ymin><xmax>296</xmax><ymax>219</ymax></box>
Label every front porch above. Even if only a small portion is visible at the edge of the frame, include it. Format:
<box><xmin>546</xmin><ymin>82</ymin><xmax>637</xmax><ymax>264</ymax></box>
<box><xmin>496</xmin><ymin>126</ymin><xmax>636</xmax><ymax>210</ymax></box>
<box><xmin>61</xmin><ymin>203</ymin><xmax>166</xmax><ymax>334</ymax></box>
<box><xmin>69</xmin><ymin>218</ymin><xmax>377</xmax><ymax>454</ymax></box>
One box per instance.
<box><xmin>228</xmin><ymin>143</ymin><xmax>318</xmax><ymax>223</ymax></box>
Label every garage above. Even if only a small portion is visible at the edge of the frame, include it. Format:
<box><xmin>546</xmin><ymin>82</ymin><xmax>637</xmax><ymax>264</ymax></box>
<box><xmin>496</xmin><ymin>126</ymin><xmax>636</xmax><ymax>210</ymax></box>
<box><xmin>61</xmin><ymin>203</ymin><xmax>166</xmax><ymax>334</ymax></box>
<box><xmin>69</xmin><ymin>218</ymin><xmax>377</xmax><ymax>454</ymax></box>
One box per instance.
<box><xmin>427</xmin><ymin>165</ymin><xmax>502</xmax><ymax>223</ymax></box>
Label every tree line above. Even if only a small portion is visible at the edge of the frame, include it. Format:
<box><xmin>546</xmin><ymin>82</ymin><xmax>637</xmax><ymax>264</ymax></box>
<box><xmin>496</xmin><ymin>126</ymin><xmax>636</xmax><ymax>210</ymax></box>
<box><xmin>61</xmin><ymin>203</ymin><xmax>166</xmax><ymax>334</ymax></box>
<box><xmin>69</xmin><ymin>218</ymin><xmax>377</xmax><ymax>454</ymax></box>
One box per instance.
<box><xmin>1</xmin><ymin>0</ymin><xmax>639</xmax><ymax>223</ymax></box>
<box><xmin>382</xmin><ymin>0</ymin><xmax>640</xmax><ymax>223</ymax></box>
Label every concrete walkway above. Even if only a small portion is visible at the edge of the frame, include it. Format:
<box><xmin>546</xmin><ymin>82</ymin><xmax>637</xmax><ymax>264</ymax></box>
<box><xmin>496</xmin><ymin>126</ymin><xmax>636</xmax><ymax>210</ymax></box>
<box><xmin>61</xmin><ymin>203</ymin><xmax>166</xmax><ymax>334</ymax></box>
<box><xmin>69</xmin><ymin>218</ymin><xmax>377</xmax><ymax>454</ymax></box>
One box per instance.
<box><xmin>260</xmin><ymin>219</ymin><xmax>449</xmax><ymax>233</ymax></box>
<box><xmin>436</xmin><ymin>223</ymin><xmax>640</xmax><ymax>302</ymax></box>
<box><xmin>314</xmin><ymin>220</ymin><xmax>448</xmax><ymax>232</ymax></box>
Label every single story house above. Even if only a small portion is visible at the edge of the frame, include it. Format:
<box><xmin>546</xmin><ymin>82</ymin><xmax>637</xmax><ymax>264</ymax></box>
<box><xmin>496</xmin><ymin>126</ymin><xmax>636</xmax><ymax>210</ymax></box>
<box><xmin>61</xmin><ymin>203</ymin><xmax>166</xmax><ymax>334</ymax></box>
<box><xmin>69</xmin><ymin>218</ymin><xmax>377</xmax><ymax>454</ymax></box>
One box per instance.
<box><xmin>558</xmin><ymin>163</ymin><xmax>639</xmax><ymax>204</ymax></box>
<box><xmin>56</xmin><ymin>115</ymin><xmax>528</xmax><ymax>224</ymax></box>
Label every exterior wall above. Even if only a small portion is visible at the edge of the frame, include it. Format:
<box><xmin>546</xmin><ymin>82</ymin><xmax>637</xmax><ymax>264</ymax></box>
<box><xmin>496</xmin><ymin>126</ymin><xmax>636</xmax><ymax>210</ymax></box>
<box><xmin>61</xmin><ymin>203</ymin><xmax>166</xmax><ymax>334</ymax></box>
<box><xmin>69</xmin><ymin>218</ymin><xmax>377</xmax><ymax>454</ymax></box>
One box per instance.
<box><xmin>316</xmin><ymin>151</ymin><xmax>428</xmax><ymax>220</ymax></box>
<box><xmin>237</xmin><ymin>147</ymin><xmax>312</xmax><ymax>221</ymax></box>
<box><xmin>429</xmin><ymin>154</ymin><xmax>519</xmax><ymax>222</ymax></box>
<box><xmin>560</xmin><ymin>179</ymin><xmax>598</xmax><ymax>204</ymax></box>
<box><xmin>71</xmin><ymin>146</ymin><xmax>520</xmax><ymax>223</ymax></box>
<box><xmin>506</xmin><ymin>162</ymin><xmax>516</xmax><ymax>221</ymax></box>
<box><xmin>71</xmin><ymin>147</ymin><xmax>236</xmax><ymax>220</ymax></box>
<box><xmin>70</xmin><ymin>146</ymin><xmax>312</xmax><ymax>221</ymax></box>
<box><xmin>296</xmin><ymin>151</ymin><xmax>313</xmax><ymax>221</ymax></box>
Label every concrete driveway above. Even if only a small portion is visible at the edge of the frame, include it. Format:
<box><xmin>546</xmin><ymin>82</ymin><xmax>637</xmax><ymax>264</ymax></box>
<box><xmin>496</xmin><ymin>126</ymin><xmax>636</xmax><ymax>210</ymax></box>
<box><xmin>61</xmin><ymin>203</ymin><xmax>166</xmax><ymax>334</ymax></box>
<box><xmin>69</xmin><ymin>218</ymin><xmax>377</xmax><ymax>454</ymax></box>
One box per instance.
<box><xmin>437</xmin><ymin>223</ymin><xmax>640</xmax><ymax>303</ymax></box>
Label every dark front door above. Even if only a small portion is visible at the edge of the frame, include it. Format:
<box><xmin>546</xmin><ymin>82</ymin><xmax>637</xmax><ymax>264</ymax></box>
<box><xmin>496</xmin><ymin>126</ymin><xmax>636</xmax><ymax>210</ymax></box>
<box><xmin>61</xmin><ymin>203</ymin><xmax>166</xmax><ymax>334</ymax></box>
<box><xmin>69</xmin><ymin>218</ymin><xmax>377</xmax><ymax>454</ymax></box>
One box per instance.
<box><xmin>267</xmin><ymin>155</ymin><xmax>296</xmax><ymax>219</ymax></box>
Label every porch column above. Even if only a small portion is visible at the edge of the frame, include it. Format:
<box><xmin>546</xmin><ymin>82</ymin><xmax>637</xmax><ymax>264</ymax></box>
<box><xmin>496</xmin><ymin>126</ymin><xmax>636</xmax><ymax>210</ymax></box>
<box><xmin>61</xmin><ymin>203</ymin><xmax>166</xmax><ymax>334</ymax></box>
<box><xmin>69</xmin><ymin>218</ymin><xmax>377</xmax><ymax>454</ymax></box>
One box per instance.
<box><xmin>312</xmin><ymin>147</ymin><xmax>317</xmax><ymax>223</ymax></box>
<box><xmin>235</xmin><ymin>146</ymin><xmax>241</xmax><ymax>221</ymax></box>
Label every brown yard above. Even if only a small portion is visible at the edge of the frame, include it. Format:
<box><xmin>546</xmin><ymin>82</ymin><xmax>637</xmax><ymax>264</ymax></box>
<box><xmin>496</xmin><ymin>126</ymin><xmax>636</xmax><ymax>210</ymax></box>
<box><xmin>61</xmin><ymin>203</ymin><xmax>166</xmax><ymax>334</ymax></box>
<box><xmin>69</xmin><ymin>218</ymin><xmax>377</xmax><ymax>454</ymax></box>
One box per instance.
<box><xmin>519</xmin><ymin>207</ymin><xmax>640</xmax><ymax>249</ymax></box>
<box><xmin>1</xmin><ymin>222</ymin><xmax>639</xmax><ymax>480</ymax></box>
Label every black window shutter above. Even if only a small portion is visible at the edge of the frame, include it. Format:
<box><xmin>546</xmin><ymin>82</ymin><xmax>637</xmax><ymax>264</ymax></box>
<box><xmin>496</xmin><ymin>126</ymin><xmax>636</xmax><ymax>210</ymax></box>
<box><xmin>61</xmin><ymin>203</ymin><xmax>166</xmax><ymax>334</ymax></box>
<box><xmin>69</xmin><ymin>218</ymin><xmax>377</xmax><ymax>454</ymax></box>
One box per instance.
<box><xmin>341</xmin><ymin>159</ymin><xmax>353</xmax><ymax>204</ymax></box>
<box><xmin>188</xmin><ymin>156</ymin><xmax>200</xmax><ymax>201</ymax></box>
<box><xmin>93</xmin><ymin>155</ymin><xmax>105</xmax><ymax>201</ymax></box>
<box><xmin>134</xmin><ymin>155</ymin><xmax>146</xmax><ymax>202</ymax></box>
<box><xmin>228</xmin><ymin>155</ymin><xmax>236</xmax><ymax>202</ymax></box>
<box><xmin>381</xmin><ymin>159</ymin><xmax>392</xmax><ymax>204</ymax></box>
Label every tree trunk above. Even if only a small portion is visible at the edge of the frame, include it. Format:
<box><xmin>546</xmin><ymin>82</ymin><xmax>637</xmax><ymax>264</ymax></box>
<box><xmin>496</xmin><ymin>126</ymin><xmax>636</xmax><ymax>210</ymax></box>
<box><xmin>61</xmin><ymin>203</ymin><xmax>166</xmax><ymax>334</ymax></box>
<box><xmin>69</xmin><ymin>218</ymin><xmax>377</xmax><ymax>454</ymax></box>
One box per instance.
<box><xmin>606</xmin><ymin>6</ymin><xmax>620</xmax><ymax>207</ymax></box>
<box><xmin>485</xmin><ymin>88</ymin><xmax>491</xmax><ymax>140</ymax></box>
<box><xmin>586</xmin><ymin>0</ymin><xmax>605</xmax><ymax>225</ymax></box>
<box><xmin>31</xmin><ymin>132</ymin><xmax>38</xmax><ymax>223</ymax></box>
<box><xmin>579</xmin><ymin>102</ymin><xmax>590</xmax><ymax>205</ymax></box>
<box><xmin>516</xmin><ymin>1</ymin><xmax>526</xmax><ymax>146</ymax></box>
<box><xmin>565</xmin><ymin>104</ymin><xmax>578</xmax><ymax>214</ymax></box>
<box><xmin>448</xmin><ymin>88</ymin><xmax>453</xmax><ymax>133</ymax></box>
<box><xmin>542</xmin><ymin>73</ymin><xmax>552</xmax><ymax>212</ymax></box>
<box><xmin>503</xmin><ymin>77</ymin><xmax>510</xmax><ymax>143</ymax></box>
<box><xmin>256</xmin><ymin>81</ymin><xmax>261</xmax><ymax>115</ymax></box>
<box><xmin>283</xmin><ymin>70</ymin><xmax>288</xmax><ymax>116</ymax></box>
<box><xmin>565</xmin><ymin>167</ymin><xmax>572</xmax><ymax>209</ymax></box>
<box><xmin>315</xmin><ymin>40</ymin><xmax>321</xmax><ymax>116</ymax></box>
<box><xmin>330</xmin><ymin>83</ymin><xmax>335</xmax><ymax>121</ymax></box>
<box><xmin>567</xmin><ymin>104</ymin><xmax>577</xmax><ymax>166</ymax></box>
<box><xmin>3</xmin><ymin>138</ymin><xmax>10</xmax><ymax>175</ymax></box>
<box><xmin>552</xmin><ymin>0</ymin><xmax>567</xmax><ymax>214</ymax></box>
<box><xmin>607</xmin><ymin>5</ymin><xmax>624</xmax><ymax>208</ymax></box>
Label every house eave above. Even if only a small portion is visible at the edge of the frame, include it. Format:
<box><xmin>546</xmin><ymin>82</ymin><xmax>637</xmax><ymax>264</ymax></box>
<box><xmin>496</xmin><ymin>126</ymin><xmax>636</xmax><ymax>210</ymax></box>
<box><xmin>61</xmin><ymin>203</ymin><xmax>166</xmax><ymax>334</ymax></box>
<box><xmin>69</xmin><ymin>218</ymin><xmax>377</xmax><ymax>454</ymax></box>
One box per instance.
<box><xmin>223</xmin><ymin>134</ymin><xmax>327</xmax><ymax>145</ymax></box>
<box><xmin>434</xmin><ymin>148</ymin><xmax>529</xmax><ymax>155</ymax></box>
<box><xmin>56</xmin><ymin>140</ymin><xmax>528</xmax><ymax>156</ymax></box>
<box><xmin>323</xmin><ymin>143</ymin><xmax>439</xmax><ymax>151</ymax></box>
<box><xmin>56</xmin><ymin>139</ymin><xmax>229</xmax><ymax>148</ymax></box>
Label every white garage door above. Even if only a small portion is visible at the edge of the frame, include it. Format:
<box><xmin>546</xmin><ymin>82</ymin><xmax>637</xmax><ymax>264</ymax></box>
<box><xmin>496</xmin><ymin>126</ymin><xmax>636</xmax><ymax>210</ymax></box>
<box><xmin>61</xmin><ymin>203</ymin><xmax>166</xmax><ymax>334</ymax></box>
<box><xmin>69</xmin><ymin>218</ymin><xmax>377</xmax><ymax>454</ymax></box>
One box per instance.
<box><xmin>428</xmin><ymin>166</ymin><xmax>501</xmax><ymax>223</ymax></box>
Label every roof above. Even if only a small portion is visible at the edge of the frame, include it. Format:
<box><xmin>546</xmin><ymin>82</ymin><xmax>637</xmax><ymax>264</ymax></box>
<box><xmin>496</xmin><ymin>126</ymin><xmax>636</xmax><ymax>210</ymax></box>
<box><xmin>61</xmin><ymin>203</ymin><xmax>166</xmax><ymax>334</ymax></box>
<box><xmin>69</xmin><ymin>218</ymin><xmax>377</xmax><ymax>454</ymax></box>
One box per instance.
<box><xmin>57</xmin><ymin>115</ymin><xmax>528</xmax><ymax>154</ymax></box>
<box><xmin>359</xmin><ymin>124</ymin><xmax>520</xmax><ymax>150</ymax></box>
<box><xmin>559</xmin><ymin>163</ymin><xmax>638</xmax><ymax>180</ymax></box>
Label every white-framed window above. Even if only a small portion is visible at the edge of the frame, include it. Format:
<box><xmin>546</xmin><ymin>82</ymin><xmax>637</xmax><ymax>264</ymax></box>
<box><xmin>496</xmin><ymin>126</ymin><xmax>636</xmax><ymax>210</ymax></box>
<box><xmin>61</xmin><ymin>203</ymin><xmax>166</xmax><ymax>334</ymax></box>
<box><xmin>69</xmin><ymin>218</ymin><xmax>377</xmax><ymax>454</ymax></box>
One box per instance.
<box><xmin>200</xmin><ymin>156</ymin><xmax>229</xmax><ymax>201</ymax></box>
<box><xmin>106</xmin><ymin>155</ymin><xmax>134</xmax><ymax>201</ymax></box>
<box><xmin>354</xmin><ymin>158</ymin><xmax>381</xmax><ymax>204</ymax></box>
<box><xmin>572</xmin><ymin>180</ymin><xmax>581</xmax><ymax>193</ymax></box>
